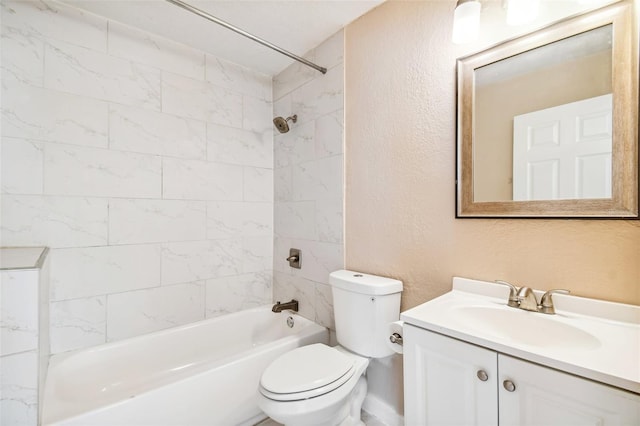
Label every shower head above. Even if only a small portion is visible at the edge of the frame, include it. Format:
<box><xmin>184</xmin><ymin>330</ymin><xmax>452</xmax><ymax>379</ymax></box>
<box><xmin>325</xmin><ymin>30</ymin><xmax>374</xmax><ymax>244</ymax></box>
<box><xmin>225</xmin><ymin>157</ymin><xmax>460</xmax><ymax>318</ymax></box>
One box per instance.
<box><xmin>273</xmin><ymin>115</ymin><xmax>297</xmax><ymax>133</ymax></box>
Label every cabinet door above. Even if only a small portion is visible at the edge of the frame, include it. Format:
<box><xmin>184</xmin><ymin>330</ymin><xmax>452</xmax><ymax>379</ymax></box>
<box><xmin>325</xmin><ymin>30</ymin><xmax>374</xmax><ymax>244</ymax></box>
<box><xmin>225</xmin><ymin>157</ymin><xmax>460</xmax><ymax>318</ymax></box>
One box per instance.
<box><xmin>499</xmin><ymin>354</ymin><xmax>640</xmax><ymax>426</ymax></box>
<box><xmin>403</xmin><ymin>325</ymin><xmax>498</xmax><ymax>426</ymax></box>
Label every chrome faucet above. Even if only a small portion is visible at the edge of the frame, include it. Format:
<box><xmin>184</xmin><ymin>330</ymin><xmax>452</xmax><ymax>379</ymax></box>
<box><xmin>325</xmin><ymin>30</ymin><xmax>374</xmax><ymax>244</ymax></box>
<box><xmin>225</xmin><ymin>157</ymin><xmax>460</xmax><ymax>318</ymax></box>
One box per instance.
<box><xmin>539</xmin><ymin>289</ymin><xmax>570</xmax><ymax>314</ymax></box>
<box><xmin>495</xmin><ymin>280</ymin><xmax>520</xmax><ymax>308</ymax></box>
<box><xmin>272</xmin><ymin>299</ymin><xmax>299</xmax><ymax>313</ymax></box>
<box><xmin>516</xmin><ymin>287</ymin><xmax>539</xmax><ymax>312</ymax></box>
<box><xmin>495</xmin><ymin>280</ymin><xmax>570</xmax><ymax>314</ymax></box>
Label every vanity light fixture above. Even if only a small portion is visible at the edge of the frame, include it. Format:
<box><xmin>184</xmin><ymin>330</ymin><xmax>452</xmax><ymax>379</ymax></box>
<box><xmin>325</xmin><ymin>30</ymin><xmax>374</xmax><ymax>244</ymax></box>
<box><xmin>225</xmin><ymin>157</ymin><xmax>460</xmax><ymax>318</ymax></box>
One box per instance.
<box><xmin>452</xmin><ymin>0</ymin><xmax>482</xmax><ymax>44</ymax></box>
<box><xmin>506</xmin><ymin>0</ymin><xmax>540</xmax><ymax>26</ymax></box>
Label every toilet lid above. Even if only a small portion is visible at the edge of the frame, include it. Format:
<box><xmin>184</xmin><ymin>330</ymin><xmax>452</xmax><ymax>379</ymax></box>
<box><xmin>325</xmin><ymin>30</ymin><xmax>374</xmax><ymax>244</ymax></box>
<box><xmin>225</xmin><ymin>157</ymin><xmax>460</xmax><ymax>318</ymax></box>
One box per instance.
<box><xmin>260</xmin><ymin>344</ymin><xmax>354</xmax><ymax>395</ymax></box>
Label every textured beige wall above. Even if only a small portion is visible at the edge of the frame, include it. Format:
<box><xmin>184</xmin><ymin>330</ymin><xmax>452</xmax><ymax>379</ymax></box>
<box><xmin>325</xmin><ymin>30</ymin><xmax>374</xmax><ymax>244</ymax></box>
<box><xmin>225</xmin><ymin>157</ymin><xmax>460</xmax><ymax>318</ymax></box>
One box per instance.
<box><xmin>344</xmin><ymin>0</ymin><xmax>640</xmax><ymax>310</ymax></box>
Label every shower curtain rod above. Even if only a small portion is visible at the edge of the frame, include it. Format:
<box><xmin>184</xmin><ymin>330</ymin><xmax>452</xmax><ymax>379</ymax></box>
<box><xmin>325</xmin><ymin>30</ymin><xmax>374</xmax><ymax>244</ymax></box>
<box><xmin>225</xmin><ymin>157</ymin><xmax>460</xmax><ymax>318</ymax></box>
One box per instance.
<box><xmin>164</xmin><ymin>0</ymin><xmax>327</xmax><ymax>74</ymax></box>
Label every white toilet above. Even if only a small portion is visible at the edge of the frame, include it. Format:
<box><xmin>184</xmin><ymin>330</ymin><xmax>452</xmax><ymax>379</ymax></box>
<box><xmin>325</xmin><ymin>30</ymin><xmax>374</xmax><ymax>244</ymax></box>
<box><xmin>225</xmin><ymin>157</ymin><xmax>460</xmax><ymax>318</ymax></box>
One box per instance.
<box><xmin>258</xmin><ymin>270</ymin><xmax>403</xmax><ymax>426</ymax></box>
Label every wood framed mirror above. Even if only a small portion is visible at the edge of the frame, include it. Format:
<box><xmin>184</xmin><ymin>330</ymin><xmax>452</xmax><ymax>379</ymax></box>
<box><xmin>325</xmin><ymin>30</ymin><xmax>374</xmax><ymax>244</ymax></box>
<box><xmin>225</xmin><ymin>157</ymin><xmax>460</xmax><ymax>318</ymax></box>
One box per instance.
<box><xmin>456</xmin><ymin>0</ymin><xmax>638</xmax><ymax>218</ymax></box>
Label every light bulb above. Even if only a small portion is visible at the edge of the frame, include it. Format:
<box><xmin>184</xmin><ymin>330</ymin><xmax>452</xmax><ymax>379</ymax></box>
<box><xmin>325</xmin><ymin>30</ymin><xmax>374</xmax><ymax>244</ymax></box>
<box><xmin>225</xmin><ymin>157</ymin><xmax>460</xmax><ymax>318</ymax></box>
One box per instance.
<box><xmin>453</xmin><ymin>0</ymin><xmax>482</xmax><ymax>44</ymax></box>
<box><xmin>506</xmin><ymin>0</ymin><xmax>540</xmax><ymax>26</ymax></box>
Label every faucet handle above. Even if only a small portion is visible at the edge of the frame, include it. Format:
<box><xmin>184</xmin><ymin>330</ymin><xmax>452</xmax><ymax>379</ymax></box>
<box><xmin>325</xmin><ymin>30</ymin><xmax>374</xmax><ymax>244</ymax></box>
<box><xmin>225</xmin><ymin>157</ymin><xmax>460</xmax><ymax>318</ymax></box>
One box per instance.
<box><xmin>495</xmin><ymin>280</ymin><xmax>520</xmax><ymax>308</ymax></box>
<box><xmin>539</xmin><ymin>289</ymin><xmax>570</xmax><ymax>314</ymax></box>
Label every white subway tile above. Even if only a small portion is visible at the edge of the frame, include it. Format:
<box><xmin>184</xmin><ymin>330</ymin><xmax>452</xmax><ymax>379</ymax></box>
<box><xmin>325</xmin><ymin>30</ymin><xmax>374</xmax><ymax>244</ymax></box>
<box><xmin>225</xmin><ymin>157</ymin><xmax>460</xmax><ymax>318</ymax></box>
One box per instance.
<box><xmin>1</xmin><ymin>138</ymin><xmax>43</xmax><ymax>194</ymax></box>
<box><xmin>1</xmin><ymin>83</ymin><xmax>108</xmax><ymax>148</ymax></box>
<box><xmin>242</xmin><ymin>236</ymin><xmax>273</xmax><ymax>274</ymax></box>
<box><xmin>1</xmin><ymin>29</ymin><xmax>44</xmax><ymax>86</ymax></box>
<box><xmin>0</xmin><ymin>270</ymin><xmax>39</xmax><ymax>356</ymax></box>
<box><xmin>0</xmin><ymin>350</ymin><xmax>38</xmax><ymax>426</ymax></box>
<box><xmin>109</xmin><ymin>104</ymin><xmax>206</xmax><ymax>159</ymax></box>
<box><xmin>274</xmin><ymin>201</ymin><xmax>316</xmax><ymax>240</ymax></box>
<box><xmin>274</xmin><ymin>120</ymin><xmax>315</xmax><ymax>168</ymax></box>
<box><xmin>44</xmin><ymin>40</ymin><xmax>161</xmax><ymax>109</ymax></box>
<box><xmin>50</xmin><ymin>245</ymin><xmax>161</xmax><ymax>301</ymax></box>
<box><xmin>49</xmin><ymin>296</ymin><xmax>106</xmax><ymax>354</ymax></box>
<box><xmin>0</xmin><ymin>195</ymin><xmax>108</xmax><ymax>248</ymax></box>
<box><xmin>315</xmin><ymin>196</ymin><xmax>344</xmax><ymax>244</ymax></box>
<box><xmin>108</xmin><ymin>198</ymin><xmax>206</xmax><ymax>245</ymax></box>
<box><xmin>108</xmin><ymin>21</ymin><xmax>205</xmax><ymax>80</ymax></box>
<box><xmin>162</xmin><ymin>158</ymin><xmax>243</xmax><ymax>201</ymax></box>
<box><xmin>273</xmin><ymin>93</ymin><xmax>293</xmax><ymax>122</ymax></box>
<box><xmin>161</xmin><ymin>239</ymin><xmax>243</xmax><ymax>285</ymax></box>
<box><xmin>242</xmin><ymin>96</ymin><xmax>272</xmax><ymax>133</ymax></box>
<box><xmin>314</xmin><ymin>30</ymin><xmax>344</xmax><ymax>72</ymax></box>
<box><xmin>206</xmin><ymin>202</ymin><xmax>273</xmax><ymax>239</ymax></box>
<box><xmin>273</xmin><ymin>50</ymin><xmax>317</xmax><ymax>101</ymax></box>
<box><xmin>315</xmin><ymin>283</ymin><xmax>335</xmax><ymax>330</ymax></box>
<box><xmin>297</xmin><ymin>240</ymin><xmax>344</xmax><ymax>284</ymax></box>
<box><xmin>162</xmin><ymin>72</ymin><xmax>242</xmax><ymax>127</ymax></box>
<box><xmin>106</xmin><ymin>282</ymin><xmax>205</xmax><ymax>341</ymax></box>
<box><xmin>315</xmin><ymin>110</ymin><xmax>344</xmax><ymax>158</ymax></box>
<box><xmin>274</xmin><ymin>166</ymin><xmax>293</xmax><ymax>202</ymax></box>
<box><xmin>1</xmin><ymin>0</ymin><xmax>107</xmax><ymax>52</ymax></box>
<box><xmin>205</xmin><ymin>202</ymin><xmax>243</xmax><ymax>238</ymax></box>
<box><xmin>272</xmin><ymin>32</ymin><xmax>344</xmax><ymax>328</ymax></box>
<box><xmin>205</xmin><ymin>55</ymin><xmax>271</xmax><ymax>101</ymax></box>
<box><xmin>207</xmin><ymin>123</ymin><xmax>272</xmax><ymax>168</ymax></box>
<box><xmin>291</xmin><ymin>63</ymin><xmax>343</xmax><ymax>124</ymax></box>
<box><xmin>244</xmin><ymin>167</ymin><xmax>273</xmax><ymax>202</ymax></box>
<box><xmin>44</xmin><ymin>145</ymin><xmax>161</xmax><ymax>198</ymax></box>
<box><xmin>205</xmin><ymin>271</ymin><xmax>271</xmax><ymax>318</ymax></box>
<box><xmin>243</xmin><ymin>203</ymin><xmax>274</xmax><ymax>237</ymax></box>
<box><xmin>292</xmin><ymin>155</ymin><xmax>343</xmax><ymax>201</ymax></box>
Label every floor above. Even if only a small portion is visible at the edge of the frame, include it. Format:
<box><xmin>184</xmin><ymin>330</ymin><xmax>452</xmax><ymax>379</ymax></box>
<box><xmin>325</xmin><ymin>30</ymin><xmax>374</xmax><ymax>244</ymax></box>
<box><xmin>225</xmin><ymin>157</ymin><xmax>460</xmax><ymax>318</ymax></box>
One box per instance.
<box><xmin>255</xmin><ymin>410</ymin><xmax>387</xmax><ymax>426</ymax></box>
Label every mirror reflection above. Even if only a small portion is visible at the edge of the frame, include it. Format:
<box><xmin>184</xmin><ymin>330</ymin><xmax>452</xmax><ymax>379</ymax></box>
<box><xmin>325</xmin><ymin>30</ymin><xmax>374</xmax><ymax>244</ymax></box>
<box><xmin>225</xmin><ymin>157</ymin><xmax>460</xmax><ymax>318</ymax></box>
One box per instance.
<box><xmin>456</xmin><ymin>0</ymin><xmax>638</xmax><ymax>218</ymax></box>
<box><xmin>473</xmin><ymin>25</ymin><xmax>613</xmax><ymax>202</ymax></box>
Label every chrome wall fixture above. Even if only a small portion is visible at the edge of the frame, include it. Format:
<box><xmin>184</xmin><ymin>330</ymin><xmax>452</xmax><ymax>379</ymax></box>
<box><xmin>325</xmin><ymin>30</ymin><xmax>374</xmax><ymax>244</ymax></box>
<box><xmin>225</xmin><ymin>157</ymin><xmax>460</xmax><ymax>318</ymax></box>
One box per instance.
<box><xmin>164</xmin><ymin>0</ymin><xmax>327</xmax><ymax>74</ymax></box>
<box><xmin>273</xmin><ymin>115</ymin><xmax>297</xmax><ymax>133</ymax></box>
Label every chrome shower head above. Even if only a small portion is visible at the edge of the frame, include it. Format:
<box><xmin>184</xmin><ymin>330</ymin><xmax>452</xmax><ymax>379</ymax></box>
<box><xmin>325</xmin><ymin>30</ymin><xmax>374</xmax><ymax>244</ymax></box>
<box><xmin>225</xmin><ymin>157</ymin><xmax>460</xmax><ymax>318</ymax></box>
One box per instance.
<box><xmin>273</xmin><ymin>114</ymin><xmax>297</xmax><ymax>133</ymax></box>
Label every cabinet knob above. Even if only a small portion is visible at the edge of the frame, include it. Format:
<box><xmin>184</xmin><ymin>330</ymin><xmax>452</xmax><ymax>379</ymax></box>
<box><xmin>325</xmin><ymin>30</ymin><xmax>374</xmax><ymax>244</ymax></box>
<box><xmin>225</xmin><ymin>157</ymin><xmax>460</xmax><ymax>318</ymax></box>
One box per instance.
<box><xmin>503</xmin><ymin>380</ymin><xmax>516</xmax><ymax>392</ymax></box>
<box><xmin>476</xmin><ymin>370</ymin><xmax>489</xmax><ymax>381</ymax></box>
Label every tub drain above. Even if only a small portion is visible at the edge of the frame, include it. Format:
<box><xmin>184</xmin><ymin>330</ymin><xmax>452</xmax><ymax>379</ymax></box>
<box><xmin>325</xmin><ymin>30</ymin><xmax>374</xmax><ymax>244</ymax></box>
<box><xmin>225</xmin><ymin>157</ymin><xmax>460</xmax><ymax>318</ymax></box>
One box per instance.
<box><xmin>286</xmin><ymin>316</ymin><xmax>294</xmax><ymax>328</ymax></box>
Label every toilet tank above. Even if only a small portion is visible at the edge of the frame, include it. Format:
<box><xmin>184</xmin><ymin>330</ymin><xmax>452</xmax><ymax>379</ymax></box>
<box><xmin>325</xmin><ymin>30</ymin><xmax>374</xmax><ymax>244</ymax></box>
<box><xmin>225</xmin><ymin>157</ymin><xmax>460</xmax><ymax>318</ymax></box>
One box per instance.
<box><xmin>329</xmin><ymin>270</ymin><xmax>403</xmax><ymax>358</ymax></box>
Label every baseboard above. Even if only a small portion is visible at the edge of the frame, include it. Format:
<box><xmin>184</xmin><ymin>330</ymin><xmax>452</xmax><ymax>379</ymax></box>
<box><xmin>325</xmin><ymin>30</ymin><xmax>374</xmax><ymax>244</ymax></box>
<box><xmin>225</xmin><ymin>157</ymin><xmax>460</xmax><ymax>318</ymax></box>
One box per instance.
<box><xmin>362</xmin><ymin>393</ymin><xmax>403</xmax><ymax>426</ymax></box>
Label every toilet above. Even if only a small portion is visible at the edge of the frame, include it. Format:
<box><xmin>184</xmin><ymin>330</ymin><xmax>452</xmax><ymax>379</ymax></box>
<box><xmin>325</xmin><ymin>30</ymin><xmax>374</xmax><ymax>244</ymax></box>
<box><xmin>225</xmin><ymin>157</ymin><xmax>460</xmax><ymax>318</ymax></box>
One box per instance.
<box><xmin>258</xmin><ymin>270</ymin><xmax>403</xmax><ymax>426</ymax></box>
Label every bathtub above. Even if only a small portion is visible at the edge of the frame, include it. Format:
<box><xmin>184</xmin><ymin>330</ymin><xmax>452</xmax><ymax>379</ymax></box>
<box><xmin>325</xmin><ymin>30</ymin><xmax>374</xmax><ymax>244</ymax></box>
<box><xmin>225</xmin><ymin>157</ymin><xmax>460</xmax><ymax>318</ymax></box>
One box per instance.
<box><xmin>43</xmin><ymin>306</ymin><xmax>328</xmax><ymax>425</ymax></box>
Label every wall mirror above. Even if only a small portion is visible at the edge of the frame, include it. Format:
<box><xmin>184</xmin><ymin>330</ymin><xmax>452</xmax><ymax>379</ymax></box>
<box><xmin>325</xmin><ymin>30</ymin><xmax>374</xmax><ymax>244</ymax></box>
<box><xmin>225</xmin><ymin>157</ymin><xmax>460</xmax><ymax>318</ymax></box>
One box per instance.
<box><xmin>456</xmin><ymin>0</ymin><xmax>638</xmax><ymax>218</ymax></box>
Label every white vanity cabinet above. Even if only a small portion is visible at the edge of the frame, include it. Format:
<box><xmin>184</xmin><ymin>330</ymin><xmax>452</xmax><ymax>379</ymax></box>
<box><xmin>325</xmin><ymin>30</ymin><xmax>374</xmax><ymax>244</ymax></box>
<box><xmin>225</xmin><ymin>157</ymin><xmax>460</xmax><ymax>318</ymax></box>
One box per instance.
<box><xmin>404</xmin><ymin>324</ymin><xmax>640</xmax><ymax>426</ymax></box>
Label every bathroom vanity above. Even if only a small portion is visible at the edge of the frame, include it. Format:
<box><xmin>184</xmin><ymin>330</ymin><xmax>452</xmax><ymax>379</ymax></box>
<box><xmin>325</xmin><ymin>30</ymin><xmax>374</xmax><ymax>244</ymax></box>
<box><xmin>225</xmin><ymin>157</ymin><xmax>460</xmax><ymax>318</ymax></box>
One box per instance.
<box><xmin>401</xmin><ymin>277</ymin><xmax>640</xmax><ymax>425</ymax></box>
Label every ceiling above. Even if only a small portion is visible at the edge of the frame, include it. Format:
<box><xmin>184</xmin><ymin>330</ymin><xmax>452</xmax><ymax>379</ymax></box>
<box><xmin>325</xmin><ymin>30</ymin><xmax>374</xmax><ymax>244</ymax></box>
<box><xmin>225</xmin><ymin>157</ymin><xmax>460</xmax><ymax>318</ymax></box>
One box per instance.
<box><xmin>60</xmin><ymin>0</ymin><xmax>385</xmax><ymax>76</ymax></box>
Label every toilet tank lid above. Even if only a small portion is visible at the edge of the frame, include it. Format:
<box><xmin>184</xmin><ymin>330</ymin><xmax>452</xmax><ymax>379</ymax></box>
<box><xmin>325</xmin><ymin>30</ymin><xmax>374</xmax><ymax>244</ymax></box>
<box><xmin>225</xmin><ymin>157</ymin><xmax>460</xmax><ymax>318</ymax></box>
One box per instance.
<box><xmin>330</xmin><ymin>270</ymin><xmax>403</xmax><ymax>295</ymax></box>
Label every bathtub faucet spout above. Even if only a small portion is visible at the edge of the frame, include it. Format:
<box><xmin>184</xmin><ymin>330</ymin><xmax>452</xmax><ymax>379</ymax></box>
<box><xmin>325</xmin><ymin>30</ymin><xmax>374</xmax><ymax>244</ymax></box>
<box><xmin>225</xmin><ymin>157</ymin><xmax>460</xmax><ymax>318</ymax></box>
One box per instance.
<box><xmin>272</xmin><ymin>299</ymin><xmax>299</xmax><ymax>313</ymax></box>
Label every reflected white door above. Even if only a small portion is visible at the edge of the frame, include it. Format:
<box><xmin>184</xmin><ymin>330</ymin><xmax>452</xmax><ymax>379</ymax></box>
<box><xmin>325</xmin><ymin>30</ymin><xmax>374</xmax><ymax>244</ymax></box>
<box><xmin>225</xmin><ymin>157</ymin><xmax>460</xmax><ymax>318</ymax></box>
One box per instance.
<box><xmin>513</xmin><ymin>94</ymin><xmax>612</xmax><ymax>201</ymax></box>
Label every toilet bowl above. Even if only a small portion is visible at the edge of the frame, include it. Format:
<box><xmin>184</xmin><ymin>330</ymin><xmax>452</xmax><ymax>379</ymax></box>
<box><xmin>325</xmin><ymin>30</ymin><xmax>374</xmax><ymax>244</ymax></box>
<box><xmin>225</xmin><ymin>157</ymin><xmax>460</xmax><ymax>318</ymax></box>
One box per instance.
<box><xmin>258</xmin><ymin>270</ymin><xmax>403</xmax><ymax>426</ymax></box>
<box><xmin>259</xmin><ymin>344</ymin><xmax>369</xmax><ymax>425</ymax></box>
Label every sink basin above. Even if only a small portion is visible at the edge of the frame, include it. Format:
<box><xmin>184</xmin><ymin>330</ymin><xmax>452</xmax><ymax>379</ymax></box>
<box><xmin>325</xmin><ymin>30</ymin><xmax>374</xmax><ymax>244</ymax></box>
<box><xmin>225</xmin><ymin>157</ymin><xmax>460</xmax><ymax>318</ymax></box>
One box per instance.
<box><xmin>453</xmin><ymin>305</ymin><xmax>601</xmax><ymax>349</ymax></box>
<box><xmin>401</xmin><ymin>277</ymin><xmax>640</xmax><ymax>393</ymax></box>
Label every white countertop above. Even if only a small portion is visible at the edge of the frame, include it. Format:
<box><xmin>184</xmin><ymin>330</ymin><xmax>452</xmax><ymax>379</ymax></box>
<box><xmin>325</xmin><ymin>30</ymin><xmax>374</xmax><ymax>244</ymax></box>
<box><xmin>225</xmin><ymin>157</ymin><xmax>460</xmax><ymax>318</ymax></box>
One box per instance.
<box><xmin>401</xmin><ymin>277</ymin><xmax>640</xmax><ymax>394</ymax></box>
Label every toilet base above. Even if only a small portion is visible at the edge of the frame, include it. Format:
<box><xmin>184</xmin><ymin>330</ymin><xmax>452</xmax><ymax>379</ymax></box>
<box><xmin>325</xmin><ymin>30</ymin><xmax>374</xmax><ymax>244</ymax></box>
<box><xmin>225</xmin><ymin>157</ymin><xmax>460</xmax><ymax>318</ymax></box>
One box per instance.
<box><xmin>340</xmin><ymin>375</ymin><xmax>367</xmax><ymax>426</ymax></box>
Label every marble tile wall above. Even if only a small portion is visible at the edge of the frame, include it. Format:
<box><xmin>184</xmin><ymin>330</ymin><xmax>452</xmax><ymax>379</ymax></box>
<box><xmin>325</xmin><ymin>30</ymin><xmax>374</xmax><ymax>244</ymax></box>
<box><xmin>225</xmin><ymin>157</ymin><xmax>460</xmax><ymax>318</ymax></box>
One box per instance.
<box><xmin>272</xmin><ymin>30</ymin><xmax>345</xmax><ymax>330</ymax></box>
<box><xmin>0</xmin><ymin>249</ymin><xmax>50</xmax><ymax>426</ymax></box>
<box><xmin>1</xmin><ymin>0</ymin><xmax>274</xmax><ymax>355</ymax></box>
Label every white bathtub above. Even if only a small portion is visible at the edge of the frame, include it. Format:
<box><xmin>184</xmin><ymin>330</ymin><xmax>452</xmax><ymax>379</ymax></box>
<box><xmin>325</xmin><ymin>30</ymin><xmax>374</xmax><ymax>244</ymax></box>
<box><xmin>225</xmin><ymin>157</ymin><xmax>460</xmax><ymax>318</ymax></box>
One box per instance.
<box><xmin>43</xmin><ymin>306</ymin><xmax>328</xmax><ymax>426</ymax></box>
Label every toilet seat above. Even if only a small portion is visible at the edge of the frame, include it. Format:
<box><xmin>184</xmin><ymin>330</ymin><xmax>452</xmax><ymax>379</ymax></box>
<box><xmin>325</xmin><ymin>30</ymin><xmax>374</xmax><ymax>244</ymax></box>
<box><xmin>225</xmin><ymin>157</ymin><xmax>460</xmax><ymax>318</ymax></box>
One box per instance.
<box><xmin>259</xmin><ymin>344</ymin><xmax>356</xmax><ymax>401</ymax></box>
